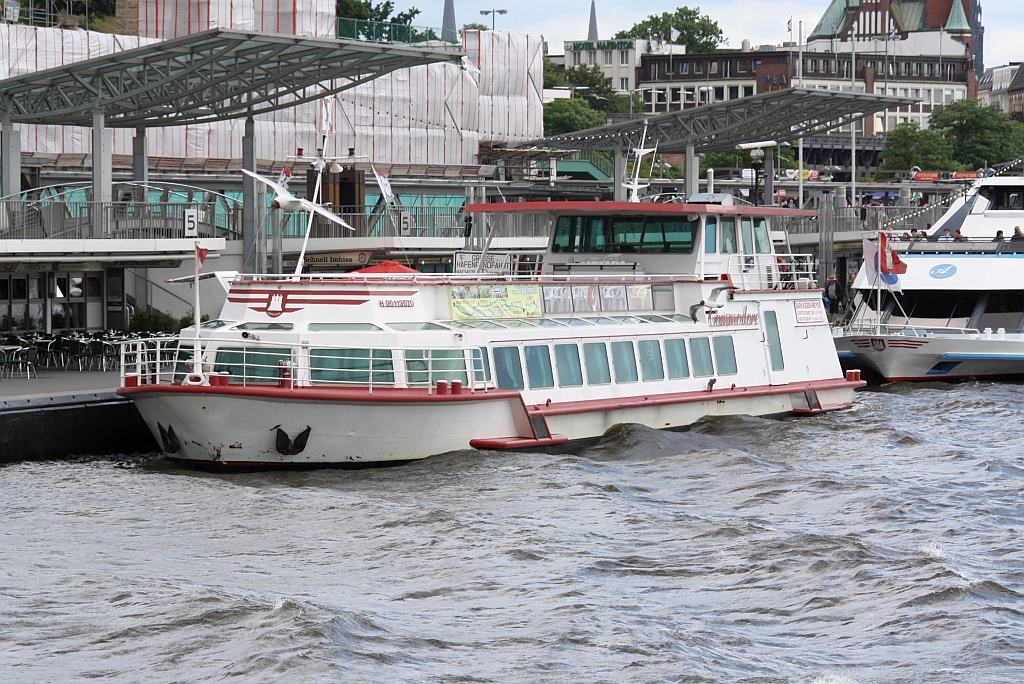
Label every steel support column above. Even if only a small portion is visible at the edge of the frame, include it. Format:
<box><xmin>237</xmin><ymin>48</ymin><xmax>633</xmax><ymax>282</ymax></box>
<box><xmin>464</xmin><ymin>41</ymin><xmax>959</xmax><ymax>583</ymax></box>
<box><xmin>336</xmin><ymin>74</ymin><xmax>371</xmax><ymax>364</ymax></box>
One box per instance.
<box><xmin>613</xmin><ymin>146</ymin><xmax>625</xmax><ymax>202</ymax></box>
<box><xmin>133</xmin><ymin>126</ymin><xmax>148</xmax><ymax>198</ymax></box>
<box><xmin>242</xmin><ymin>116</ymin><xmax>256</xmax><ymax>273</ymax></box>
<box><xmin>764</xmin><ymin>147</ymin><xmax>774</xmax><ymax>205</ymax></box>
<box><xmin>684</xmin><ymin>143</ymin><xmax>698</xmax><ymax>200</ymax></box>
<box><xmin>1</xmin><ymin>104</ymin><xmax>20</xmax><ymax>199</ymax></box>
<box><xmin>92</xmin><ymin>108</ymin><xmax>112</xmax><ymax>237</ymax></box>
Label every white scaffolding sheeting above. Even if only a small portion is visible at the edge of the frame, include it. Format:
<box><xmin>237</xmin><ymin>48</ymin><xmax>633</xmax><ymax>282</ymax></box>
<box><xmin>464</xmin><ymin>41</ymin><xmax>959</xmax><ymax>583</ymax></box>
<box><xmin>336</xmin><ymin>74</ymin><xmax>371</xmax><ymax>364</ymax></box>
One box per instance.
<box><xmin>137</xmin><ymin>0</ymin><xmax>331</xmax><ymax>39</ymax></box>
<box><xmin>0</xmin><ymin>25</ymin><xmax>542</xmax><ymax>164</ymax></box>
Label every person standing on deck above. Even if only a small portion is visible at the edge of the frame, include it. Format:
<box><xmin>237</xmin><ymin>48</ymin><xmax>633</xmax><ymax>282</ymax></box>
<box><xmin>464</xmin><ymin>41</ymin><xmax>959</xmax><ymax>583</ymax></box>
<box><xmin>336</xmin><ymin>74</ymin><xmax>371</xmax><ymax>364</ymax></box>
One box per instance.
<box><xmin>825</xmin><ymin>275</ymin><xmax>845</xmax><ymax>326</ymax></box>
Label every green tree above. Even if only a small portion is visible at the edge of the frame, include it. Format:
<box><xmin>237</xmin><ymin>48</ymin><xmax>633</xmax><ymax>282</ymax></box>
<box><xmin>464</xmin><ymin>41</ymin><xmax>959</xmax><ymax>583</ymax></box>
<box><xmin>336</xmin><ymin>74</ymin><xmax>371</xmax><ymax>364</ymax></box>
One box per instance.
<box><xmin>544</xmin><ymin>98</ymin><xmax>606</xmax><ymax>136</ymax></box>
<box><xmin>563</xmin><ymin>64</ymin><xmax>641</xmax><ymax>114</ymax></box>
<box><xmin>462</xmin><ymin>22</ymin><xmax>489</xmax><ymax>31</ymax></box>
<box><xmin>337</xmin><ymin>0</ymin><xmax>420</xmax><ymax>24</ymax></box>
<box><xmin>544</xmin><ymin>57</ymin><xmax>568</xmax><ymax>89</ymax></box>
<box><xmin>614</xmin><ymin>6</ymin><xmax>725</xmax><ymax>54</ymax></box>
<box><xmin>879</xmin><ymin>122</ymin><xmax>960</xmax><ymax>172</ymax></box>
<box><xmin>927</xmin><ymin>99</ymin><xmax>1024</xmax><ymax>170</ymax></box>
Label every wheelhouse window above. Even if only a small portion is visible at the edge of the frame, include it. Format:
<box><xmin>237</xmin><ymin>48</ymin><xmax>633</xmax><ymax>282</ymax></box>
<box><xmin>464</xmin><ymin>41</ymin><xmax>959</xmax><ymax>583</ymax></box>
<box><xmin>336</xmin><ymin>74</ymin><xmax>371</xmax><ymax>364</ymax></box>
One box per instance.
<box><xmin>753</xmin><ymin>217</ymin><xmax>772</xmax><ymax>253</ymax></box>
<box><xmin>552</xmin><ymin>215</ymin><xmax>698</xmax><ymax>254</ymax></box>
<box><xmin>552</xmin><ymin>215</ymin><xmax>606</xmax><ymax>252</ymax></box>
<box><xmin>705</xmin><ymin>217</ymin><xmax>717</xmax><ymax>253</ymax></box>
<box><xmin>720</xmin><ymin>217</ymin><xmax>738</xmax><ymax>253</ymax></box>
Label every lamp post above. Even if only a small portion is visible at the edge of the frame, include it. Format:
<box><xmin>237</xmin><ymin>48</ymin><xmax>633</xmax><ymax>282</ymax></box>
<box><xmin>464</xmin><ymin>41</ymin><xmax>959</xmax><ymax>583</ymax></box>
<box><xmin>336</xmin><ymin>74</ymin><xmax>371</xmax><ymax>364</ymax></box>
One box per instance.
<box><xmin>698</xmin><ymin>85</ymin><xmax>713</xmax><ymax>106</ymax></box>
<box><xmin>749</xmin><ymin>148</ymin><xmax>764</xmax><ymax>206</ymax></box>
<box><xmin>479</xmin><ymin>9</ymin><xmax>507</xmax><ymax>30</ymax></box>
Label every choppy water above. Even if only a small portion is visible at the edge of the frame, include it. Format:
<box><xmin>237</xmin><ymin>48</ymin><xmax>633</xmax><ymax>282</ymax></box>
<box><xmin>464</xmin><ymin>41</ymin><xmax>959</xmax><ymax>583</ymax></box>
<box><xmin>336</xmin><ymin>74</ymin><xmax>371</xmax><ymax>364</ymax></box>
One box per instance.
<box><xmin>3</xmin><ymin>383</ymin><xmax>1024</xmax><ymax>683</ymax></box>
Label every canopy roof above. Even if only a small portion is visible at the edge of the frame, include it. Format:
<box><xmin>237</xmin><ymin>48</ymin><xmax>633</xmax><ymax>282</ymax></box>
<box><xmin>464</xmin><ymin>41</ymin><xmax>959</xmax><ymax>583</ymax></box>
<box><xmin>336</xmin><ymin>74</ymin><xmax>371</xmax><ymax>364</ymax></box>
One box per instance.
<box><xmin>529</xmin><ymin>89</ymin><xmax>917</xmax><ymax>153</ymax></box>
<box><xmin>0</xmin><ymin>28</ymin><xmax>462</xmax><ymax>128</ymax></box>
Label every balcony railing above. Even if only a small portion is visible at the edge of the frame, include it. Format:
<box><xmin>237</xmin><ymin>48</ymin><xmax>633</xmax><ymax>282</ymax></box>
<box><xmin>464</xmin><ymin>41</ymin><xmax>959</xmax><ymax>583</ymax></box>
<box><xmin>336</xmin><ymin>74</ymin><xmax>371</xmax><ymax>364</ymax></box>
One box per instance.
<box><xmin>334</xmin><ymin>18</ymin><xmax>461</xmax><ymax>49</ymax></box>
<box><xmin>0</xmin><ymin>200</ymin><xmax>241</xmax><ymax>240</ymax></box>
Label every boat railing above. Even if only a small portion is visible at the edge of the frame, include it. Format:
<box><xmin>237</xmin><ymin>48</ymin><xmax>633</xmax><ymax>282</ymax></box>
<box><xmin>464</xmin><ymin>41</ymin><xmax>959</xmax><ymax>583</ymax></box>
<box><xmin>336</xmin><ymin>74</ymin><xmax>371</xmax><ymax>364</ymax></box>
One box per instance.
<box><xmin>119</xmin><ymin>337</ymin><xmax>495</xmax><ymax>393</ymax></box>
<box><xmin>725</xmin><ymin>253</ymin><xmax>816</xmax><ymax>291</ymax></box>
<box><xmin>228</xmin><ymin>272</ymin><xmax>701</xmax><ymax>285</ymax></box>
<box><xmin>835</xmin><ymin>324</ymin><xmax>983</xmax><ymax>337</ymax></box>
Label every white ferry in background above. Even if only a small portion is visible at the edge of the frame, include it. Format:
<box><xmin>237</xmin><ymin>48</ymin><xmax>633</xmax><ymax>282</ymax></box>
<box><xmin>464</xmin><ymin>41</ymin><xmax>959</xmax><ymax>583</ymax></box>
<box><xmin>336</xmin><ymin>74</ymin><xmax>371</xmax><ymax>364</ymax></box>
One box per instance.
<box><xmin>835</xmin><ymin>175</ymin><xmax>1024</xmax><ymax>381</ymax></box>
<box><xmin>118</xmin><ymin>199</ymin><xmax>863</xmax><ymax>468</ymax></box>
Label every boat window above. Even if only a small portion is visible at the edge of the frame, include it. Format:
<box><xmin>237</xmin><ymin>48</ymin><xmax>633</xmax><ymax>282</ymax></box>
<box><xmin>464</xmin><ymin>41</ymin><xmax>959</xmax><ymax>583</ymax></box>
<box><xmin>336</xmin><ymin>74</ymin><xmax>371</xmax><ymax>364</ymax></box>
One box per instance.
<box><xmin>637</xmin><ymin>314</ymin><xmax>672</xmax><ymax>323</ymax></box>
<box><xmin>608</xmin><ymin>217</ymin><xmax>644</xmax><ymax>252</ymax></box>
<box><xmin>308</xmin><ymin>322</ymin><xmax>382</xmax><ymax>331</ymax></box>
<box><xmin>637</xmin><ymin>340</ymin><xmax>665</xmax><ymax>381</ymax></box>
<box><xmin>524</xmin><ymin>345</ymin><xmax>555</xmax><ymax>389</ymax></box>
<box><xmin>405</xmin><ymin>349</ymin><xmax>469</xmax><ymax>385</ymax></box>
<box><xmin>214</xmin><ymin>347</ymin><xmax>292</xmax><ymax>383</ymax></box>
<box><xmin>542</xmin><ymin>286</ymin><xmax>573</xmax><ymax>313</ymax></box>
<box><xmin>496</xmin><ymin>319</ymin><xmax>538</xmax><ymax>328</ymax></box>
<box><xmin>554</xmin><ymin>318</ymin><xmax>595</xmax><ymax>326</ymax></box>
<box><xmin>753</xmin><ymin>218</ymin><xmax>772</xmax><ymax>254</ymax></box>
<box><xmin>664</xmin><ymin>338</ymin><xmax>690</xmax><ymax>378</ymax></box>
<box><xmin>591</xmin><ymin>317</ymin><xmax>621</xmax><ymax>325</ymax></box>
<box><xmin>720</xmin><ymin>217</ymin><xmax>738</xmax><ymax>254</ymax></box>
<box><xmin>233</xmin><ymin>322</ymin><xmax>294</xmax><ymax>330</ymax></box>
<box><xmin>705</xmin><ymin>217</ymin><xmax>717</xmax><ymax>253</ymax></box>
<box><xmin>453</xmin><ymin>320</ymin><xmax>506</xmax><ymax>329</ymax></box>
<box><xmin>983</xmin><ymin>186</ymin><xmax>1024</xmax><ymax>210</ymax></box>
<box><xmin>669</xmin><ymin>314</ymin><xmax>695</xmax><ymax>324</ymax></box>
<box><xmin>201</xmin><ymin>319</ymin><xmax>232</xmax><ymax>329</ymax></box>
<box><xmin>610</xmin><ymin>341</ymin><xmax>639</xmax><ymax>383</ymax></box>
<box><xmin>443</xmin><ymin>320</ymin><xmax>478</xmax><ymax>329</ymax></box>
<box><xmin>740</xmin><ymin>218</ymin><xmax>754</xmax><ymax>254</ymax></box>
<box><xmin>652</xmin><ymin>285</ymin><xmax>675</xmax><ymax>311</ymax></box>
<box><xmin>599</xmin><ymin>285</ymin><xmax>628</xmax><ymax>311</ymax></box>
<box><xmin>492</xmin><ymin>346</ymin><xmax>525</xmax><ymax>390</ymax></box>
<box><xmin>712</xmin><ymin>336</ymin><xmax>738</xmax><ymax>375</ymax></box>
<box><xmin>764</xmin><ymin>311</ymin><xmax>785</xmax><ymax>370</ymax></box>
<box><xmin>571</xmin><ymin>285</ymin><xmax>602</xmax><ymax>313</ymax></box>
<box><xmin>473</xmin><ymin>347</ymin><xmax>492</xmax><ymax>382</ymax></box>
<box><xmin>627</xmin><ymin>284</ymin><xmax>653</xmax><ymax>310</ymax></box>
<box><xmin>552</xmin><ymin>216</ymin><xmax>607</xmax><ymax>252</ymax></box>
<box><xmin>310</xmin><ymin>349</ymin><xmax>394</xmax><ymax>385</ymax></box>
<box><xmin>689</xmin><ymin>337</ymin><xmax>715</xmax><ymax>377</ymax></box>
<box><xmin>554</xmin><ymin>343</ymin><xmax>584</xmax><ymax>387</ymax></box>
<box><xmin>523</xmin><ymin>317</ymin><xmax>566</xmax><ymax>327</ymax></box>
<box><xmin>662</xmin><ymin>218</ymin><xmax>699</xmax><ymax>253</ymax></box>
<box><xmin>387</xmin><ymin>322</ymin><xmax>450</xmax><ymax>331</ymax></box>
<box><xmin>583</xmin><ymin>342</ymin><xmax>612</xmax><ymax>384</ymax></box>
<box><xmin>608</xmin><ymin>316</ymin><xmax>643</xmax><ymax>323</ymax></box>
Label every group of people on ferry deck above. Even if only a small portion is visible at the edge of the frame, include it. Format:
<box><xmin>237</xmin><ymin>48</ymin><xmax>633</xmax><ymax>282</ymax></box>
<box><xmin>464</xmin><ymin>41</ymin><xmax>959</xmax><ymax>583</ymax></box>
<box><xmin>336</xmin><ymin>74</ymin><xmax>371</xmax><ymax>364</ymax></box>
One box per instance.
<box><xmin>894</xmin><ymin>226</ymin><xmax>1024</xmax><ymax>242</ymax></box>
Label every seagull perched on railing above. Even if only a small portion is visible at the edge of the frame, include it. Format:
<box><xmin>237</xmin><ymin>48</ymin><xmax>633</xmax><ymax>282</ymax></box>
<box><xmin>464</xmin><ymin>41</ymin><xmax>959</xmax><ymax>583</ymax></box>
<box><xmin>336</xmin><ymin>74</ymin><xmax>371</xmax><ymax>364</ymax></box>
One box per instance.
<box><xmin>241</xmin><ymin>169</ymin><xmax>354</xmax><ymax>231</ymax></box>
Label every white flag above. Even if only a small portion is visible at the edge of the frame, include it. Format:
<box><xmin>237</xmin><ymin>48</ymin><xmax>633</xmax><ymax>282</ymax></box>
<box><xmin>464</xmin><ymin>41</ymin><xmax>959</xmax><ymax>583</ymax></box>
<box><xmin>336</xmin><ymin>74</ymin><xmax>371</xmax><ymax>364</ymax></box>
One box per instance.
<box><xmin>318</xmin><ymin>94</ymin><xmax>336</xmax><ymax>136</ymax></box>
<box><xmin>373</xmin><ymin>166</ymin><xmax>394</xmax><ymax>203</ymax></box>
<box><xmin>670</xmin><ymin>27</ymin><xmax>681</xmax><ymax>42</ymax></box>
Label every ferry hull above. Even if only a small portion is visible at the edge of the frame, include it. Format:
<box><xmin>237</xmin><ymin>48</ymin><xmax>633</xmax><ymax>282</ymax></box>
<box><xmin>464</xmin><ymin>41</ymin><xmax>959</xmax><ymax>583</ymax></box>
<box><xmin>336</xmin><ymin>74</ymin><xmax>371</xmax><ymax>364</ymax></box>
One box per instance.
<box><xmin>121</xmin><ymin>380</ymin><xmax>860</xmax><ymax>467</ymax></box>
<box><xmin>834</xmin><ymin>333</ymin><xmax>1024</xmax><ymax>382</ymax></box>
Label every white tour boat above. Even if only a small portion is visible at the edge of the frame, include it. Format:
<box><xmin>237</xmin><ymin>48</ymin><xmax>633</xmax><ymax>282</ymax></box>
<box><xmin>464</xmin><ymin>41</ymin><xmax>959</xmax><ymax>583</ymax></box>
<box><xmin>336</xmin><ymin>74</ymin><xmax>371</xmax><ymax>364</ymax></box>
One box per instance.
<box><xmin>119</xmin><ymin>200</ymin><xmax>864</xmax><ymax>468</ymax></box>
<box><xmin>835</xmin><ymin>175</ymin><xmax>1024</xmax><ymax>381</ymax></box>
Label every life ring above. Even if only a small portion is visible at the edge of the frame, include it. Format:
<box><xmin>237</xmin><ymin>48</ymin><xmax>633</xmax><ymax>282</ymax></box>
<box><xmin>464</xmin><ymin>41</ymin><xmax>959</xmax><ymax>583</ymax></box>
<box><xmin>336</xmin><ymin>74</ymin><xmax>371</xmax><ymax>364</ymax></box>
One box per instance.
<box><xmin>183</xmin><ymin>373</ymin><xmax>205</xmax><ymax>386</ymax></box>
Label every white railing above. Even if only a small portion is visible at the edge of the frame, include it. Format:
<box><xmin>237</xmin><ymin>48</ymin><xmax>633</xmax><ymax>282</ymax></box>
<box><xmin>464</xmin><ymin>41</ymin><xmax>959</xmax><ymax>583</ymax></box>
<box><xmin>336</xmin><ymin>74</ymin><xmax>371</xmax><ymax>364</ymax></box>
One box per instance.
<box><xmin>0</xmin><ymin>200</ymin><xmax>239</xmax><ymax>240</ymax></box>
<box><xmin>120</xmin><ymin>337</ymin><xmax>493</xmax><ymax>393</ymax></box>
<box><xmin>725</xmin><ymin>253</ymin><xmax>816</xmax><ymax>291</ymax></box>
<box><xmin>835</xmin><ymin>324</ymin><xmax>983</xmax><ymax>337</ymax></box>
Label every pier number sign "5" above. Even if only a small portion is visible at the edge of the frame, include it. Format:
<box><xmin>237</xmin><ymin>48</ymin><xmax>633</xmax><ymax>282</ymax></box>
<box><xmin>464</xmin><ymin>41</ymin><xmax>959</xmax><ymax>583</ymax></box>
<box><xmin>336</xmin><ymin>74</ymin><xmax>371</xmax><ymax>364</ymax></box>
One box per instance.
<box><xmin>183</xmin><ymin>208</ymin><xmax>199</xmax><ymax>238</ymax></box>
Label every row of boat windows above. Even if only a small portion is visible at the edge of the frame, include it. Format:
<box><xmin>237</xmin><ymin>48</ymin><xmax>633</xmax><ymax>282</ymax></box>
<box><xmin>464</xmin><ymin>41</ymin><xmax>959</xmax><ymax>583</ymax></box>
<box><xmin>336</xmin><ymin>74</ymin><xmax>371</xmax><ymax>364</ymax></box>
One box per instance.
<box><xmin>552</xmin><ymin>215</ymin><xmax>773</xmax><ymax>255</ymax></box>
<box><xmin>185</xmin><ymin>335</ymin><xmax>761</xmax><ymax>388</ymax></box>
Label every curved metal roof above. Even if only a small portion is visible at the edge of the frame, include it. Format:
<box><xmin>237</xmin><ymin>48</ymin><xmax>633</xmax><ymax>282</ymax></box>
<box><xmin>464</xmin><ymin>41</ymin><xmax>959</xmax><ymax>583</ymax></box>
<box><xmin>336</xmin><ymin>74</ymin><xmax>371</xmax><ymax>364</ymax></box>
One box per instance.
<box><xmin>0</xmin><ymin>28</ymin><xmax>463</xmax><ymax>128</ymax></box>
<box><xmin>527</xmin><ymin>88</ymin><xmax>918</xmax><ymax>153</ymax></box>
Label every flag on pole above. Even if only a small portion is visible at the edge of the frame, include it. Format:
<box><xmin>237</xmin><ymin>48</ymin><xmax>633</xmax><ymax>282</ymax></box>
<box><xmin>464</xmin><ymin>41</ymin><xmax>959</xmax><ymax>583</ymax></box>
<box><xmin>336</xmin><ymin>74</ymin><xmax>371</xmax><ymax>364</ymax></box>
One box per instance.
<box><xmin>889</xmin><ymin>26</ymin><xmax>899</xmax><ymax>38</ymax></box>
<box><xmin>318</xmin><ymin>93</ymin><xmax>336</xmax><ymax>136</ymax></box>
<box><xmin>670</xmin><ymin>27</ymin><xmax>681</xmax><ymax>42</ymax></box>
<box><xmin>787</xmin><ymin>18</ymin><xmax>792</xmax><ymax>34</ymax></box>
<box><xmin>277</xmin><ymin>166</ymin><xmax>291</xmax><ymax>190</ymax></box>
<box><xmin>879</xmin><ymin>232</ymin><xmax>907</xmax><ymax>275</ymax></box>
<box><xmin>195</xmin><ymin>244</ymin><xmax>209</xmax><ymax>274</ymax></box>
<box><xmin>373</xmin><ymin>166</ymin><xmax>394</xmax><ymax>203</ymax></box>
<box><xmin>863</xmin><ymin>237</ymin><xmax>903</xmax><ymax>292</ymax></box>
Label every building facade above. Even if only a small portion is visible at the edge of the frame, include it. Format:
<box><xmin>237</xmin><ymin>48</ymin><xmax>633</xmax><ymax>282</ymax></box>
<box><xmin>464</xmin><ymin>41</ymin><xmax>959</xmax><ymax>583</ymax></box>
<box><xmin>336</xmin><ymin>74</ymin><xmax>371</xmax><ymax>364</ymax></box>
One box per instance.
<box><xmin>563</xmin><ymin>38</ymin><xmax>686</xmax><ymax>94</ymax></box>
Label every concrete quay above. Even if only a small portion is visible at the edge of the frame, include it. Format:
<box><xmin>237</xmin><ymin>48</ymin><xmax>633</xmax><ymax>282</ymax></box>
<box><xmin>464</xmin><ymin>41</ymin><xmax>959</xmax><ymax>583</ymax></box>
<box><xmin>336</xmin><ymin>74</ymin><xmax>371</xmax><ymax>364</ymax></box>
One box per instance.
<box><xmin>0</xmin><ymin>371</ymin><xmax>157</xmax><ymax>463</ymax></box>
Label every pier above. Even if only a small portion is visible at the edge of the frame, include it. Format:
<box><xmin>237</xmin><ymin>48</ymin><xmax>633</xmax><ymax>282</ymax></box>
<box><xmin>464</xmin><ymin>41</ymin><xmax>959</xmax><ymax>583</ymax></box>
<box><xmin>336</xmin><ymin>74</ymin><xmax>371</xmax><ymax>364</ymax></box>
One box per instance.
<box><xmin>0</xmin><ymin>371</ymin><xmax>156</xmax><ymax>463</ymax></box>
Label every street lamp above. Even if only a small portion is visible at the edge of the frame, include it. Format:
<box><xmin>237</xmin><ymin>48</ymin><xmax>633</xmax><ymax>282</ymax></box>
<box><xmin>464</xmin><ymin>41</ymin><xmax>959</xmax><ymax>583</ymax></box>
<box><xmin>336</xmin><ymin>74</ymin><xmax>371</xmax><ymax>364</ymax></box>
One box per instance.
<box><xmin>698</xmin><ymin>86</ymin><xmax>713</xmax><ymax>106</ymax></box>
<box><xmin>480</xmin><ymin>9</ymin><xmax>507</xmax><ymax>30</ymax></box>
<box><xmin>749</xmin><ymin>147</ymin><xmax>765</xmax><ymax>206</ymax></box>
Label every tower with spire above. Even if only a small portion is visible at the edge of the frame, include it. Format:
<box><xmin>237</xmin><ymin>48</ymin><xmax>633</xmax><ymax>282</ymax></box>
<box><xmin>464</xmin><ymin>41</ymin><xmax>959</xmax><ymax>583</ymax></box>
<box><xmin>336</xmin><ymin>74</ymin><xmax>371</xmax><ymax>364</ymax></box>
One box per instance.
<box><xmin>588</xmin><ymin>1</ymin><xmax>599</xmax><ymax>42</ymax></box>
<box><xmin>442</xmin><ymin>0</ymin><xmax>457</xmax><ymax>41</ymax></box>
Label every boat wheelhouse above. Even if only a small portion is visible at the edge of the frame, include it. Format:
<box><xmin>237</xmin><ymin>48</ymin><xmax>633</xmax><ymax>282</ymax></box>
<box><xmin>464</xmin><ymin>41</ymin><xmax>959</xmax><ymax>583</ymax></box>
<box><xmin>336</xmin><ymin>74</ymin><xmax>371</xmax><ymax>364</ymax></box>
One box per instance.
<box><xmin>835</xmin><ymin>175</ymin><xmax>1024</xmax><ymax>381</ymax></box>
<box><xmin>119</xmin><ymin>201</ymin><xmax>863</xmax><ymax>468</ymax></box>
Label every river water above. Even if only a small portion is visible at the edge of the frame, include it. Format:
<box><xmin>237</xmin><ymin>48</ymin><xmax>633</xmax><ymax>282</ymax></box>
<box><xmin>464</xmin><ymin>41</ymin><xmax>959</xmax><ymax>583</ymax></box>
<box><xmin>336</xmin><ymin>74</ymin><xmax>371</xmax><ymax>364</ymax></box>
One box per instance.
<box><xmin>3</xmin><ymin>382</ymin><xmax>1024</xmax><ymax>683</ymax></box>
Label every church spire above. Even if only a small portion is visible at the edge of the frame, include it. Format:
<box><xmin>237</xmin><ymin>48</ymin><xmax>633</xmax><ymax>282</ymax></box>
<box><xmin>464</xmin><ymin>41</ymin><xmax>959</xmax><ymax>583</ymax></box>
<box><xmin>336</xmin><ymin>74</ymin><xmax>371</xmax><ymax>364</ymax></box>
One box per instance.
<box><xmin>588</xmin><ymin>1</ymin><xmax>599</xmax><ymax>41</ymax></box>
<box><xmin>442</xmin><ymin>0</ymin><xmax>457</xmax><ymax>41</ymax></box>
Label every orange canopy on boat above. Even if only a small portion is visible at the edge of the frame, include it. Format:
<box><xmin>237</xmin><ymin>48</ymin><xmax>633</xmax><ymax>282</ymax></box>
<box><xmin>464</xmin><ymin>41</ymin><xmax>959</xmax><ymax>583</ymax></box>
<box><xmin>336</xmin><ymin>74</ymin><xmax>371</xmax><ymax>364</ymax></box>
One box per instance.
<box><xmin>352</xmin><ymin>260</ymin><xmax>420</xmax><ymax>274</ymax></box>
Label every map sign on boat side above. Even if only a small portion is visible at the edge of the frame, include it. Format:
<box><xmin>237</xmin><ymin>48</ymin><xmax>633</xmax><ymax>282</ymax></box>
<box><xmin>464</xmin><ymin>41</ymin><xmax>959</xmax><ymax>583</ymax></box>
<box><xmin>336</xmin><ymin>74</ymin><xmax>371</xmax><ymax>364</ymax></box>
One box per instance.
<box><xmin>449</xmin><ymin>284</ymin><xmax>543</xmax><ymax>320</ymax></box>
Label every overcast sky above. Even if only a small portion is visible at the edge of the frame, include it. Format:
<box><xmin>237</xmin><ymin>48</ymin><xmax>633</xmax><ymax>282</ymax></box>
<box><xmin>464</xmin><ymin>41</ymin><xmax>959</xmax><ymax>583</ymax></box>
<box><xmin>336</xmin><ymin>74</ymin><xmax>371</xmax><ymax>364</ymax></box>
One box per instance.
<box><xmin>417</xmin><ymin>0</ymin><xmax>1021</xmax><ymax>69</ymax></box>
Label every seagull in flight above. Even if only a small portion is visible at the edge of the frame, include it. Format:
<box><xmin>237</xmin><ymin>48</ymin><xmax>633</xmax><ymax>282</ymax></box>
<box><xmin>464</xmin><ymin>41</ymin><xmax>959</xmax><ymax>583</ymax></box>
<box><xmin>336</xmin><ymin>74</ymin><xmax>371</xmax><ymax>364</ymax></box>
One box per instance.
<box><xmin>241</xmin><ymin>169</ymin><xmax>354</xmax><ymax>231</ymax></box>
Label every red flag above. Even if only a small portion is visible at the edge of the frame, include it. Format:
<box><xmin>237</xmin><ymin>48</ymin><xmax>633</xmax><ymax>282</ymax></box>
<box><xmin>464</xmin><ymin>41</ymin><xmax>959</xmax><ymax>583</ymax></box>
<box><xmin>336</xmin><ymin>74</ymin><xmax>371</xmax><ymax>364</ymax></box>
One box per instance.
<box><xmin>879</xmin><ymin>233</ymin><xmax>907</xmax><ymax>274</ymax></box>
<box><xmin>787</xmin><ymin>18</ymin><xmax>792</xmax><ymax>33</ymax></box>
<box><xmin>196</xmin><ymin>245</ymin><xmax>209</xmax><ymax>274</ymax></box>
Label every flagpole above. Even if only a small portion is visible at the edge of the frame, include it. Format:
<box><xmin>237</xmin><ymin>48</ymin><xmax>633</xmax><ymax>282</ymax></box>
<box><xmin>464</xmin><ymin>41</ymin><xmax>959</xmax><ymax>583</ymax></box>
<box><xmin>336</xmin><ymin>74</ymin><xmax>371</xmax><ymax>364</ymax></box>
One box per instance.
<box><xmin>194</xmin><ymin>240</ymin><xmax>202</xmax><ymax>378</ymax></box>
<box><xmin>798</xmin><ymin>21</ymin><xmax>804</xmax><ymax>208</ymax></box>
